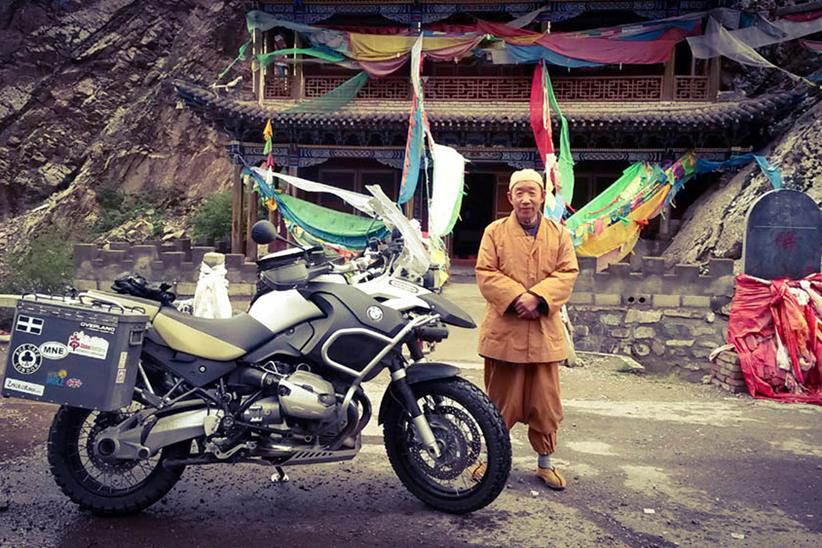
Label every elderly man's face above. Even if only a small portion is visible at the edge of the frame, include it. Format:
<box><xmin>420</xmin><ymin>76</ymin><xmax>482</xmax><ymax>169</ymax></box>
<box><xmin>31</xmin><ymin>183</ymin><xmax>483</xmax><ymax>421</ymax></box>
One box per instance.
<box><xmin>507</xmin><ymin>180</ymin><xmax>545</xmax><ymax>224</ymax></box>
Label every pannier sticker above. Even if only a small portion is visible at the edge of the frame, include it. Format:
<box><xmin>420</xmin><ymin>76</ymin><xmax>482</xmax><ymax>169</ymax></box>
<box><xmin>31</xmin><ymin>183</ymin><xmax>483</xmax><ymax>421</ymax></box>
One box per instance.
<box><xmin>79</xmin><ymin>321</ymin><xmax>116</xmax><ymax>335</ymax></box>
<box><xmin>12</xmin><ymin>344</ymin><xmax>42</xmax><ymax>375</ymax></box>
<box><xmin>66</xmin><ymin>378</ymin><xmax>83</xmax><ymax>389</ymax></box>
<box><xmin>15</xmin><ymin>315</ymin><xmax>44</xmax><ymax>336</ymax></box>
<box><xmin>67</xmin><ymin>331</ymin><xmax>109</xmax><ymax>360</ymax></box>
<box><xmin>3</xmin><ymin>377</ymin><xmax>45</xmax><ymax>397</ymax></box>
<box><xmin>39</xmin><ymin>342</ymin><xmax>69</xmax><ymax>360</ymax></box>
<box><xmin>115</xmin><ymin>369</ymin><xmax>127</xmax><ymax>384</ymax></box>
<box><xmin>46</xmin><ymin>369</ymin><xmax>69</xmax><ymax>386</ymax></box>
<box><xmin>118</xmin><ymin>352</ymin><xmax>128</xmax><ymax>369</ymax></box>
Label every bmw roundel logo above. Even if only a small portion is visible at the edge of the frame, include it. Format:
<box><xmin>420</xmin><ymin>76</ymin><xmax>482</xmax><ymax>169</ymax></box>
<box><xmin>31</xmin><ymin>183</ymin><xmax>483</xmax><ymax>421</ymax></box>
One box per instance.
<box><xmin>366</xmin><ymin>306</ymin><xmax>384</xmax><ymax>322</ymax></box>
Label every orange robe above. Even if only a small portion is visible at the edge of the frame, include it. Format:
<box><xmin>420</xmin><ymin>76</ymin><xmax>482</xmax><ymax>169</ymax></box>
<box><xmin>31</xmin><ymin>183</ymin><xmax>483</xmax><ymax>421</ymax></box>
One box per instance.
<box><xmin>475</xmin><ymin>213</ymin><xmax>579</xmax><ymax>454</ymax></box>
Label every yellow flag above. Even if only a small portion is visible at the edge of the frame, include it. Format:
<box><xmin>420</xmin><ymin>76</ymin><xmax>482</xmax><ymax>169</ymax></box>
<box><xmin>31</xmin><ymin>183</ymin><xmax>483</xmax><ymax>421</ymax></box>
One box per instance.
<box><xmin>262</xmin><ymin>119</ymin><xmax>273</xmax><ymax>141</ymax></box>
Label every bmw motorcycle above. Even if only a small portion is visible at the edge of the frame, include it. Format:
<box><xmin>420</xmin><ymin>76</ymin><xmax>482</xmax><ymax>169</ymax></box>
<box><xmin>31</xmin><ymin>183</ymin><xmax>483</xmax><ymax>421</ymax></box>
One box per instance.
<box><xmin>46</xmin><ymin>187</ymin><xmax>511</xmax><ymax>516</ymax></box>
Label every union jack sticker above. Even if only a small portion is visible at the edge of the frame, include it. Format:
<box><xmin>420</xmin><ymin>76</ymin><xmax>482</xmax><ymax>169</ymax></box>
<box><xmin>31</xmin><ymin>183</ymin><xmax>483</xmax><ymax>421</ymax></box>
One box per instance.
<box><xmin>15</xmin><ymin>315</ymin><xmax>44</xmax><ymax>336</ymax></box>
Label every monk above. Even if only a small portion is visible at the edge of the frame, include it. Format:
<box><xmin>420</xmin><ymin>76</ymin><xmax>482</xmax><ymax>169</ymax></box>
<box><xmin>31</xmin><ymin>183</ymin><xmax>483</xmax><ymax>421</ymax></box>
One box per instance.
<box><xmin>474</xmin><ymin>168</ymin><xmax>579</xmax><ymax>490</ymax></box>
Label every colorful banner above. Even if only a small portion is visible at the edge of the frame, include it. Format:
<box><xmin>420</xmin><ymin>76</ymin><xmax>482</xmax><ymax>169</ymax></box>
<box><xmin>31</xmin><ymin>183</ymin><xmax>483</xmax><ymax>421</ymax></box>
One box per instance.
<box><xmin>428</xmin><ymin>144</ymin><xmax>467</xmax><ymax>237</ymax></box>
<box><xmin>529</xmin><ymin>62</ymin><xmax>574</xmax><ymax>218</ymax></box>
<box><xmin>283</xmin><ymin>71</ymin><xmax>368</xmax><ymax>114</ymax></box>
<box><xmin>246</xmin><ymin>8</ymin><xmax>817</xmax><ymax>74</ymax></box>
<box><xmin>566</xmin><ymin>153</ymin><xmax>696</xmax><ymax>270</ymax></box>
<box><xmin>245</xmin><ymin>9</ymin><xmax>703</xmax><ymax>72</ymax></box>
<box><xmin>398</xmin><ymin>35</ymin><xmax>427</xmax><ymax>205</ymax></box>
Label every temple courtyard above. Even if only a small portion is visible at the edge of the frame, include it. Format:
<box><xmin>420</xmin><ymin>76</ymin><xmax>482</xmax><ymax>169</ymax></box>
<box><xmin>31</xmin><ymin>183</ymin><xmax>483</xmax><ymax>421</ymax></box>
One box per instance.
<box><xmin>1</xmin><ymin>283</ymin><xmax>821</xmax><ymax>547</ymax></box>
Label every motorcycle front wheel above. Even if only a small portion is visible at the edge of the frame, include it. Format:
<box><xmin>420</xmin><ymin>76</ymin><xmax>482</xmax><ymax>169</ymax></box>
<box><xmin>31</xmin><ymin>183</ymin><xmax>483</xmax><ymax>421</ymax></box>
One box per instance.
<box><xmin>47</xmin><ymin>406</ymin><xmax>190</xmax><ymax>516</ymax></box>
<box><xmin>383</xmin><ymin>377</ymin><xmax>511</xmax><ymax>514</ymax></box>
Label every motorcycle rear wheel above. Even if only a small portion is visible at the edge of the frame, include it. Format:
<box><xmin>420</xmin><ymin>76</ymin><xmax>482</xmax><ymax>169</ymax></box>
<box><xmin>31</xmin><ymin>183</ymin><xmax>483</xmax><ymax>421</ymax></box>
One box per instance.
<box><xmin>48</xmin><ymin>406</ymin><xmax>189</xmax><ymax>516</ymax></box>
<box><xmin>383</xmin><ymin>377</ymin><xmax>511</xmax><ymax>514</ymax></box>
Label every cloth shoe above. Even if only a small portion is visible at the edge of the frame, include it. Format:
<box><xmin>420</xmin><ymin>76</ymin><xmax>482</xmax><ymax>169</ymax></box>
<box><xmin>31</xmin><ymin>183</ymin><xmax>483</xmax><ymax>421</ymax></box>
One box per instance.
<box><xmin>470</xmin><ymin>461</ymin><xmax>487</xmax><ymax>483</ymax></box>
<box><xmin>535</xmin><ymin>466</ymin><xmax>566</xmax><ymax>490</ymax></box>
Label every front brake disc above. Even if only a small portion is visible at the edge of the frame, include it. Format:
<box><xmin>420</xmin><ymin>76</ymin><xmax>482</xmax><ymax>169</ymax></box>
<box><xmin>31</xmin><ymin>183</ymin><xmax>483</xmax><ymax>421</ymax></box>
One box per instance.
<box><xmin>409</xmin><ymin>405</ymin><xmax>481</xmax><ymax>481</ymax></box>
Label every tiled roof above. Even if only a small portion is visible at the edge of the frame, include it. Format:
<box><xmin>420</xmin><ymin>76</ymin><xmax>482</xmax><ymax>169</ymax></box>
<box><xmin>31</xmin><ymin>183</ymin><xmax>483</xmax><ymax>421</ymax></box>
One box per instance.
<box><xmin>174</xmin><ymin>80</ymin><xmax>803</xmax><ymax>130</ymax></box>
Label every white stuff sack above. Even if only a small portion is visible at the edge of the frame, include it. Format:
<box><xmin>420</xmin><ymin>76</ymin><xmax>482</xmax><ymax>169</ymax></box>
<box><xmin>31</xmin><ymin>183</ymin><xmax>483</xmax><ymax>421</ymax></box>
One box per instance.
<box><xmin>193</xmin><ymin>263</ymin><xmax>233</xmax><ymax>319</ymax></box>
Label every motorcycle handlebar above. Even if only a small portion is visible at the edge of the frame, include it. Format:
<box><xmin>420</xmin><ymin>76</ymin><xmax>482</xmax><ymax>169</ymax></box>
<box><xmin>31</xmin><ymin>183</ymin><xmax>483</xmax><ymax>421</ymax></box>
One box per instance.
<box><xmin>414</xmin><ymin>324</ymin><xmax>449</xmax><ymax>342</ymax></box>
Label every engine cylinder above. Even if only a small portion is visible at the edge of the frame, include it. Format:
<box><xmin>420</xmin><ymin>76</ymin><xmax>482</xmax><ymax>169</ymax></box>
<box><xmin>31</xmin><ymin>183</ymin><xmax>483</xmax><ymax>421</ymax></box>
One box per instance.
<box><xmin>278</xmin><ymin>371</ymin><xmax>337</xmax><ymax>420</ymax></box>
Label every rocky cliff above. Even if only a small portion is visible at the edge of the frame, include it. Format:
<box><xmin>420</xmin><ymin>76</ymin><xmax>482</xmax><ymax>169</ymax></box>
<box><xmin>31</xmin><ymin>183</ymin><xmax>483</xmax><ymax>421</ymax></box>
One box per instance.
<box><xmin>0</xmin><ymin>0</ymin><xmax>248</xmax><ymax>263</ymax></box>
<box><xmin>662</xmin><ymin>97</ymin><xmax>822</xmax><ymax>269</ymax></box>
<box><xmin>0</xmin><ymin>0</ymin><xmax>819</xmax><ymax>276</ymax></box>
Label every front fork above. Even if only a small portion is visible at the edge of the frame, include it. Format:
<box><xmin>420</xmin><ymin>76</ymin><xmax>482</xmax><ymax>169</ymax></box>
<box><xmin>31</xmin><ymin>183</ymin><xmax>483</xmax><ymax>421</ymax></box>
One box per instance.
<box><xmin>388</xmin><ymin>352</ymin><xmax>442</xmax><ymax>459</ymax></box>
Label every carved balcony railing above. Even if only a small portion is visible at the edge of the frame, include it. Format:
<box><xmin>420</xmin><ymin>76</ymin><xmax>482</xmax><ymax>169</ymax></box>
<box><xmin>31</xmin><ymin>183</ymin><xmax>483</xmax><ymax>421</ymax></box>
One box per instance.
<box><xmin>264</xmin><ymin>75</ymin><xmax>711</xmax><ymax>102</ymax></box>
<box><xmin>674</xmin><ymin>76</ymin><xmax>710</xmax><ymax>101</ymax></box>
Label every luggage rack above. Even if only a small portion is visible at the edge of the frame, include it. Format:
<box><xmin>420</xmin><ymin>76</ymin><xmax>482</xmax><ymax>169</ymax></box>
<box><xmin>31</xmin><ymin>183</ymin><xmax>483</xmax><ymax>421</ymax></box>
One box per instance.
<box><xmin>19</xmin><ymin>292</ymin><xmax>146</xmax><ymax>315</ymax></box>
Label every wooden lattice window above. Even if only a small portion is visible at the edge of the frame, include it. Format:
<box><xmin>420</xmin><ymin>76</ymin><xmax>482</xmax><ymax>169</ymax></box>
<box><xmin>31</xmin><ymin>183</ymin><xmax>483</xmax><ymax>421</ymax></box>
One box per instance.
<box><xmin>426</xmin><ymin>77</ymin><xmax>531</xmax><ymax>101</ymax></box>
<box><xmin>674</xmin><ymin>76</ymin><xmax>709</xmax><ymax>101</ymax></box>
<box><xmin>264</xmin><ymin>76</ymin><xmax>292</xmax><ymax>99</ymax></box>
<box><xmin>268</xmin><ymin>74</ymin><xmax>714</xmax><ymax>103</ymax></box>
<box><xmin>551</xmin><ymin>76</ymin><xmax>663</xmax><ymax>101</ymax></box>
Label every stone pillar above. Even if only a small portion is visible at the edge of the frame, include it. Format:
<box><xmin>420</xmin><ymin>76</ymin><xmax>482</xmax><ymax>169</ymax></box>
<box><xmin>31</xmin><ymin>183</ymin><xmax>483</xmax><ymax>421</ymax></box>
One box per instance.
<box><xmin>658</xmin><ymin>204</ymin><xmax>672</xmax><ymax>241</ymax></box>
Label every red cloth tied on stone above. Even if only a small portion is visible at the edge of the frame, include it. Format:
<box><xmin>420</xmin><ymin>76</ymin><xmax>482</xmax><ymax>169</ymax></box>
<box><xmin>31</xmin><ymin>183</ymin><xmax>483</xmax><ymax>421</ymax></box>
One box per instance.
<box><xmin>727</xmin><ymin>273</ymin><xmax>822</xmax><ymax>405</ymax></box>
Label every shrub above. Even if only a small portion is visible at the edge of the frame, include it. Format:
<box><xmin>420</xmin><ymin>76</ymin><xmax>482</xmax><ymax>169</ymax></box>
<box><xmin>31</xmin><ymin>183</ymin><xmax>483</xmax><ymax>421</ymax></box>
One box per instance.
<box><xmin>0</xmin><ymin>230</ymin><xmax>75</xmax><ymax>330</ymax></box>
<box><xmin>92</xmin><ymin>183</ymin><xmax>166</xmax><ymax>236</ymax></box>
<box><xmin>191</xmin><ymin>191</ymin><xmax>232</xmax><ymax>242</ymax></box>
<box><xmin>1</xmin><ymin>231</ymin><xmax>75</xmax><ymax>294</ymax></box>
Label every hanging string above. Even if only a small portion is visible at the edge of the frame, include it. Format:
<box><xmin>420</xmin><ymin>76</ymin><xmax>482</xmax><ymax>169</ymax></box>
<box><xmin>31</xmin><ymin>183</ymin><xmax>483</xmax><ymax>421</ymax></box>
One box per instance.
<box><xmin>214</xmin><ymin>41</ymin><xmax>251</xmax><ymax>86</ymax></box>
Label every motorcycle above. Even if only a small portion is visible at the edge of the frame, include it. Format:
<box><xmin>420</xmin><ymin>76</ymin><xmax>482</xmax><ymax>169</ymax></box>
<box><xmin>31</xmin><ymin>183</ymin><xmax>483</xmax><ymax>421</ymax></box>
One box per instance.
<box><xmin>44</xmin><ymin>186</ymin><xmax>512</xmax><ymax>516</ymax></box>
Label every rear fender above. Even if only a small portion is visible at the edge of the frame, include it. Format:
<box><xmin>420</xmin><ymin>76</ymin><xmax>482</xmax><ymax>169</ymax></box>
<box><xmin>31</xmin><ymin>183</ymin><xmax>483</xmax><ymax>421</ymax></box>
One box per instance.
<box><xmin>377</xmin><ymin>362</ymin><xmax>460</xmax><ymax>425</ymax></box>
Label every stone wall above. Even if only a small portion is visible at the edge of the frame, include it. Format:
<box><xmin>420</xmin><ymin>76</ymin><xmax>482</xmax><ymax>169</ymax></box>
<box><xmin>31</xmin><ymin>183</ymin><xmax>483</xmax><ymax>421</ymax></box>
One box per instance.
<box><xmin>567</xmin><ymin>256</ymin><xmax>736</xmax><ymax>381</ymax></box>
<box><xmin>73</xmin><ymin>242</ymin><xmax>737</xmax><ymax>381</ymax></box>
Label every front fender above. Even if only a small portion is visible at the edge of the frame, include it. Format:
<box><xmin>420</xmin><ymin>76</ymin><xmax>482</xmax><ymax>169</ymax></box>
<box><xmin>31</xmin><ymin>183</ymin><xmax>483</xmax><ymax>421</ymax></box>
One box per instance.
<box><xmin>377</xmin><ymin>362</ymin><xmax>460</xmax><ymax>425</ymax></box>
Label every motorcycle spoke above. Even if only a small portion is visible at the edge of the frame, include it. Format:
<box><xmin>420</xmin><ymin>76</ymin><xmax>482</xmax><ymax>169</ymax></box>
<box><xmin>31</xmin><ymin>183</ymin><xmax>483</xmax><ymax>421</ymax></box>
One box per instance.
<box><xmin>402</xmin><ymin>393</ymin><xmax>489</xmax><ymax>496</ymax></box>
<box><xmin>68</xmin><ymin>409</ymin><xmax>165</xmax><ymax>494</ymax></box>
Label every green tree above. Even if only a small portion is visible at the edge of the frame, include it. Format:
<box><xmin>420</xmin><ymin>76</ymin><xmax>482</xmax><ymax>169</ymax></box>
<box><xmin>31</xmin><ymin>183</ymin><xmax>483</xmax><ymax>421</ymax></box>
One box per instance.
<box><xmin>191</xmin><ymin>191</ymin><xmax>232</xmax><ymax>242</ymax></box>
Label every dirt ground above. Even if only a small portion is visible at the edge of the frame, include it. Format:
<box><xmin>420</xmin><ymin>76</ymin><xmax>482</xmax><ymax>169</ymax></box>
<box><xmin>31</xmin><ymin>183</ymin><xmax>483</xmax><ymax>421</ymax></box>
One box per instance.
<box><xmin>2</xmin><ymin>350</ymin><xmax>821</xmax><ymax>547</ymax></box>
<box><xmin>1</xmin><ymin>283</ymin><xmax>821</xmax><ymax>546</ymax></box>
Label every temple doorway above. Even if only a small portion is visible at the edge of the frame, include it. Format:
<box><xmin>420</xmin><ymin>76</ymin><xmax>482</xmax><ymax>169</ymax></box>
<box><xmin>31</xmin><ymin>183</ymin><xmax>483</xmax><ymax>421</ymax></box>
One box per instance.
<box><xmin>452</xmin><ymin>172</ymin><xmax>496</xmax><ymax>260</ymax></box>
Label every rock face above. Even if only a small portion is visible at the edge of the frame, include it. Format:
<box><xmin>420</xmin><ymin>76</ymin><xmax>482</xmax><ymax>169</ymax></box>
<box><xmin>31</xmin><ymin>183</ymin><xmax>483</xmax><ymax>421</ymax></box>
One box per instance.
<box><xmin>0</xmin><ymin>0</ymin><xmax>819</xmax><ymax>273</ymax></box>
<box><xmin>663</xmin><ymin>97</ymin><xmax>822</xmax><ymax>270</ymax></box>
<box><xmin>0</xmin><ymin>0</ymin><xmax>248</xmax><ymax>254</ymax></box>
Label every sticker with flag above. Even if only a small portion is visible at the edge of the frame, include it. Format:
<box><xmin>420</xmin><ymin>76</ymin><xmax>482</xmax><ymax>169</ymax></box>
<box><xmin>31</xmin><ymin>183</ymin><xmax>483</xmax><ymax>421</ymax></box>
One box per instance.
<box><xmin>15</xmin><ymin>315</ymin><xmax>44</xmax><ymax>336</ymax></box>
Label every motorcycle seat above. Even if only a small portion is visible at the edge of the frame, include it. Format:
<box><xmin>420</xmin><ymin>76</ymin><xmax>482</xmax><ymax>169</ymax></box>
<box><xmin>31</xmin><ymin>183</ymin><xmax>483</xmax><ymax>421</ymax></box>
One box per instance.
<box><xmin>153</xmin><ymin>307</ymin><xmax>273</xmax><ymax>361</ymax></box>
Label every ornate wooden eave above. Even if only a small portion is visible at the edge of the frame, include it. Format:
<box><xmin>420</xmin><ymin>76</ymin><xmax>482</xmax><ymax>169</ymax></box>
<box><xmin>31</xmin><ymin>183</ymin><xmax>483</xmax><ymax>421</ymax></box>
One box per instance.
<box><xmin>174</xmin><ymin>80</ymin><xmax>803</xmax><ymax>136</ymax></box>
<box><xmin>255</xmin><ymin>1</ymin><xmax>721</xmax><ymax>25</ymax></box>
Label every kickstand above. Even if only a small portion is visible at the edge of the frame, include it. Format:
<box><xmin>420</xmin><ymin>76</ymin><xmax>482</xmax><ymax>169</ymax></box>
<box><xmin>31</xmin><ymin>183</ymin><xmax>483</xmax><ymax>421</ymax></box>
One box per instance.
<box><xmin>270</xmin><ymin>466</ymin><xmax>289</xmax><ymax>483</ymax></box>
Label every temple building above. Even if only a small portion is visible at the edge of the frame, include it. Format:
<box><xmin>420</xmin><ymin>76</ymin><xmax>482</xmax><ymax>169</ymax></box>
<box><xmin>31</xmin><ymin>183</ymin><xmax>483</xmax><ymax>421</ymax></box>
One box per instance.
<box><xmin>175</xmin><ymin>1</ymin><xmax>804</xmax><ymax>263</ymax></box>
